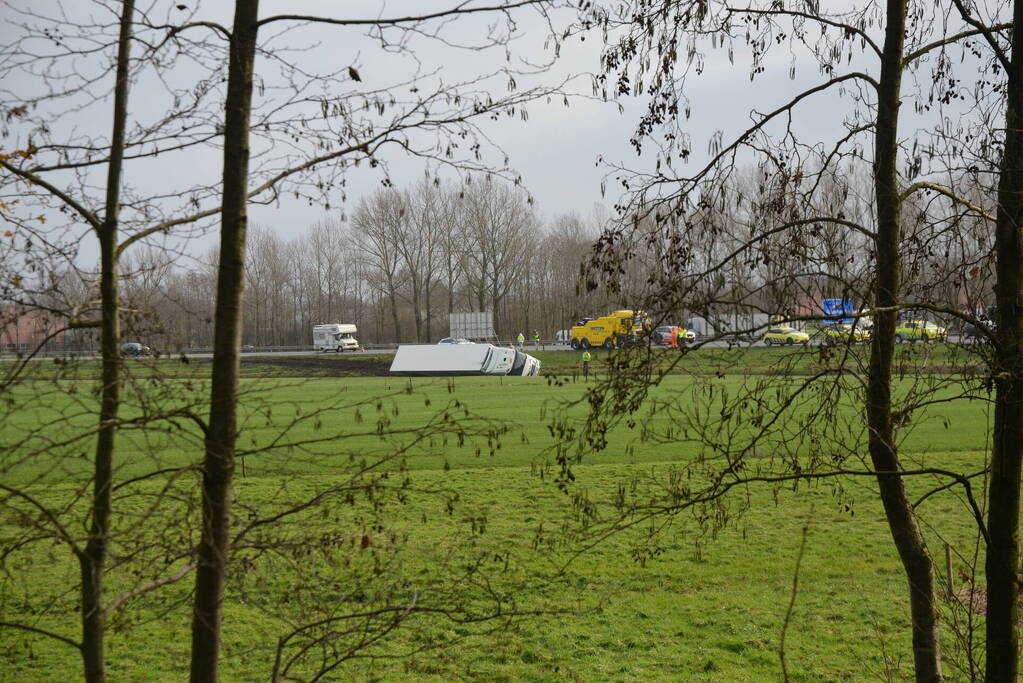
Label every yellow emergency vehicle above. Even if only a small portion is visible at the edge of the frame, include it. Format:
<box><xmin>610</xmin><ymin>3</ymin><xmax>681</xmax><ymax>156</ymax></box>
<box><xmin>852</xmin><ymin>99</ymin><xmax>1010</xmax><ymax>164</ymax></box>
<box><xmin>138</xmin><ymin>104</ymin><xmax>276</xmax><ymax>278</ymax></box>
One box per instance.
<box><xmin>569</xmin><ymin>310</ymin><xmax>649</xmax><ymax>349</ymax></box>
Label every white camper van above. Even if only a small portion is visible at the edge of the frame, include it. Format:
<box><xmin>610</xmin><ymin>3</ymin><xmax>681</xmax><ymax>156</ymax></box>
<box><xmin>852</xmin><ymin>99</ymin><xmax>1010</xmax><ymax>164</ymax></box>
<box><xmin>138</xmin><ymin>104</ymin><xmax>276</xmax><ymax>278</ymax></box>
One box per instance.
<box><xmin>390</xmin><ymin>343</ymin><xmax>540</xmax><ymax>377</ymax></box>
<box><xmin>312</xmin><ymin>323</ymin><xmax>359</xmax><ymax>352</ymax></box>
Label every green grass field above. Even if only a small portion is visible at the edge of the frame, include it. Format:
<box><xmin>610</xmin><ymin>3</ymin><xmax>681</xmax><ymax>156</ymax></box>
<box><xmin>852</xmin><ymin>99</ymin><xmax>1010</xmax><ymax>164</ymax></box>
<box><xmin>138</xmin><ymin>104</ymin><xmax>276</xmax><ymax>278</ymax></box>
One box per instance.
<box><xmin>0</xmin><ymin>349</ymin><xmax>994</xmax><ymax>681</ymax></box>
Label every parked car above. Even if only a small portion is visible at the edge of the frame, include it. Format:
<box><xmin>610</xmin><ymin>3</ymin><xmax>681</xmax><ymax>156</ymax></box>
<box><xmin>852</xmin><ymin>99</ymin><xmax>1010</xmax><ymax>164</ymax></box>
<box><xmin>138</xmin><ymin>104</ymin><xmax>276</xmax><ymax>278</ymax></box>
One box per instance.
<box><xmin>762</xmin><ymin>326</ymin><xmax>810</xmax><ymax>346</ymax></box>
<box><xmin>963</xmin><ymin>319</ymin><xmax>995</xmax><ymax>342</ymax></box>
<box><xmin>651</xmin><ymin>326</ymin><xmax>677</xmax><ymax>346</ymax></box>
<box><xmin>651</xmin><ymin>325</ymin><xmax>697</xmax><ymax>347</ymax></box>
<box><xmin>241</xmin><ymin>344</ymin><xmax>255</xmax><ymax>352</ymax></box>
<box><xmin>720</xmin><ymin>332</ymin><xmax>757</xmax><ymax>347</ymax></box>
<box><xmin>817</xmin><ymin>323</ymin><xmax>870</xmax><ymax>344</ymax></box>
<box><xmin>120</xmin><ymin>342</ymin><xmax>151</xmax><ymax>357</ymax></box>
<box><xmin>895</xmin><ymin>320</ymin><xmax>947</xmax><ymax>343</ymax></box>
<box><xmin>437</xmin><ymin>337</ymin><xmax>472</xmax><ymax>344</ymax></box>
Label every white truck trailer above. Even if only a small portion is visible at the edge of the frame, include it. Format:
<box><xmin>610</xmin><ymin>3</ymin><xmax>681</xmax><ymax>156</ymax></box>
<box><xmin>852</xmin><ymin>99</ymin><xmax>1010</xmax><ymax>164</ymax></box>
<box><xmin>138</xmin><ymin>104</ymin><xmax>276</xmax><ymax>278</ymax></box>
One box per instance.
<box><xmin>312</xmin><ymin>323</ymin><xmax>359</xmax><ymax>352</ymax></box>
<box><xmin>389</xmin><ymin>343</ymin><xmax>540</xmax><ymax>377</ymax></box>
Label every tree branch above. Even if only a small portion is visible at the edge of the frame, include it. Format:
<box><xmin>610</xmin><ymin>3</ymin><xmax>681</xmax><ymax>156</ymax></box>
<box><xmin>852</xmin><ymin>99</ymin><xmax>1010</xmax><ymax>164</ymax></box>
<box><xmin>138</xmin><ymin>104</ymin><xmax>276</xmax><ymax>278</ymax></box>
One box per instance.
<box><xmin>0</xmin><ymin>621</ymin><xmax>80</xmax><ymax>650</ymax></box>
<box><xmin>258</xmin><ymin>1</ymin><xmax>549</xmax><ymax>29</ymax></box>
<box><xmin>726</xmin><ymin>7</ymin><xmax>882</xmax><ymax>58</ymax></box>
<box><xmin>946</xmin><ymin>1</ymin><xmax>1010</xmax><ymax>71</ymax></box>
<box><xmin>0</xmin><ymin>159</ymin><xmax>101</xmax><ymax>229</ymax></box>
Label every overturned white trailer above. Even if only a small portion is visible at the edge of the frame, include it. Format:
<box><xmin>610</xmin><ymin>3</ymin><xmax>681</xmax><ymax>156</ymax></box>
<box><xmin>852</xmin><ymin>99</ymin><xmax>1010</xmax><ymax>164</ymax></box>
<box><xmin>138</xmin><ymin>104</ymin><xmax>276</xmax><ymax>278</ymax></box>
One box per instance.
<box><xmin>389</xmin><ymin>343</ymin><xmax>540</xmax><ymax>377</ymax></box>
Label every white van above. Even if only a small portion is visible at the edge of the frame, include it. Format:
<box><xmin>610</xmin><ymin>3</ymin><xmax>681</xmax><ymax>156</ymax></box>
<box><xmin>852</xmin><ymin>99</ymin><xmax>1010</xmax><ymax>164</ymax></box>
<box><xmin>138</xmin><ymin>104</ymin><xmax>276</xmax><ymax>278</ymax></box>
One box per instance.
<box><xmin>312</xmin><ymin>323</ymin><xmax>359</xmax><ymax>352</ymax></box>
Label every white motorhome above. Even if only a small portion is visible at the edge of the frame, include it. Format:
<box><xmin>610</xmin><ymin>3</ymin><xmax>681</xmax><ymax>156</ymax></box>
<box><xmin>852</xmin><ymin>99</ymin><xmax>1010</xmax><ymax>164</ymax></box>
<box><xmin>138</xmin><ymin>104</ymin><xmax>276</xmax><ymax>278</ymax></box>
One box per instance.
<box><xmin>312</xmin><ymin>323</ymin><xmax>359</xmax><ymax>352</ymax></box>
<box><xmin>390</xmin><ymin>343</ymin><xmax>540</xmax><ymax>377</ymax></box>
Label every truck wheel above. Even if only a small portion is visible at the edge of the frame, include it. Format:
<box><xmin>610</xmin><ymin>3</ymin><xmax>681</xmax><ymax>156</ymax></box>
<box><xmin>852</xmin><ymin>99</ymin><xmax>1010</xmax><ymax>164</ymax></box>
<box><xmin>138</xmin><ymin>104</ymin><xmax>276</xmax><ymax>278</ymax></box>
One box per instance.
<box><xmin>570</xmin><ymin>338</ymin><xmax>580</xmax><ymax>350</ymax></box>
<box><xmin>786</xmin><ymin>338</ymin><xmax>794</xmax><ymax>346</ymax></box>
<box><xmin>581</xmin><ymin>338</ymin><xmax>591</xmax><ymax>349</ymax></box>
<box><xmin>604</xmin><ymin>336</ymin><xmax>615</xmax><ymax>349</ymax></box>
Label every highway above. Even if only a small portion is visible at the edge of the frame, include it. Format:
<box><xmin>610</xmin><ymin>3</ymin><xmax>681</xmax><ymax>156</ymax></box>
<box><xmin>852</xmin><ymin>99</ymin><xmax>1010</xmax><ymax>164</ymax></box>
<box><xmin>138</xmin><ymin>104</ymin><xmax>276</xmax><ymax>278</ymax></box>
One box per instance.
<box><xmin>1</xmin><ymin>335</ymin><xmax>976</xmax><ymax>362</ymax></box>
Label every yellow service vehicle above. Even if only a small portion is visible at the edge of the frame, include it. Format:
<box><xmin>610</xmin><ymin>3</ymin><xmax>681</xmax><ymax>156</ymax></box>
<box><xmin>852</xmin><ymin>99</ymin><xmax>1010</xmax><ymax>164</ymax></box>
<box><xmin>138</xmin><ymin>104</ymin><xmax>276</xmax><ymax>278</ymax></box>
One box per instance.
<box><xmin>895</xmin><ymin>320</ymin><xmax>947</xmax><ymax>343</ymax></box>
<box><xmin>570</xmin><ymin>310</ymin><xmax>649</xmax><ymax>349</ymax></box>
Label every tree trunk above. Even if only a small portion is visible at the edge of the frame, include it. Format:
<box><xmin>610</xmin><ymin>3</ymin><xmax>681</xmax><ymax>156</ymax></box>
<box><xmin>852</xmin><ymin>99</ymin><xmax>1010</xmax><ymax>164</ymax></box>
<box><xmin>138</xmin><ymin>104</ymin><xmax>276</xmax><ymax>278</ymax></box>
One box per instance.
<box><xmin>385</xmin><ymin>272</ymin><xmax>402</xmax><ymax>343</ymax></box>
<box><xmin>411</xmin><ymin>278</ymin><xmax>423</xmax><ymax>342</ymax></box>
<box><xmin>425</xmin><ymin>275</ymin><xmax>433</xmax><ymax>342</ymax></box>
<box><xmin>80</xmin><ymin>3</ymin><xmax>134</xmax><ymax>680</ymax></box>
<box><xmin>189</xmin><ymin>1</ymin><xmax>259</xmax><ymax>680</ymax></box>
<box><xmin>987</xmin><ymin>1</ymin><xmax>1023</xmax><ymax>677</ymax></box>
<box><xmin>867</xmin><ymin>2</ymin><xmax>942</xmax><ymax>680</ymax></box>
<box><xmin>447</xmin><ymin>259</ymin><xmax>455</xmax><ymax>320</ymax></box>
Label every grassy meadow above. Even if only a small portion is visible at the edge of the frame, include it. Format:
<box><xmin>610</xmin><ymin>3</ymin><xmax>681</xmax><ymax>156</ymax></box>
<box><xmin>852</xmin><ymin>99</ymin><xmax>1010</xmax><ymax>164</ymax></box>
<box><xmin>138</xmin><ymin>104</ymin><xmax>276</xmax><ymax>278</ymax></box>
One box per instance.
<box><xmin>0</xmin><ymin>346</ymin><xmax>994</xmax><ymax>681</ymax></box>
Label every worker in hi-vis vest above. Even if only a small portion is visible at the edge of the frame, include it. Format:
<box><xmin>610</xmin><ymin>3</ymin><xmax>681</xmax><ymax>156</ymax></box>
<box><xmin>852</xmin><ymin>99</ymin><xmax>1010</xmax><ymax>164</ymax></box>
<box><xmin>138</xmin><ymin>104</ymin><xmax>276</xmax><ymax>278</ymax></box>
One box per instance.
<box><xmin>581</xmin><ymin>349</ymin><xmax>592</xmax><ymax>378</ymax></box>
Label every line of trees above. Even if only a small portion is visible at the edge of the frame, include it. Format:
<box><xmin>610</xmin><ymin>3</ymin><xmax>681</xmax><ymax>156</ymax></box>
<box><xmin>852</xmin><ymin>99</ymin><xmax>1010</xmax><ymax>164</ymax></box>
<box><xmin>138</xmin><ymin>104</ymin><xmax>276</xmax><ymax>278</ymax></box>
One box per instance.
<box><xmin>114</xmin><ymin>181</ymin><xmax>609</xmax><ymax>349</ymax></box>
<box><xmin>102</xmin><ymin>161</ymin><xmax>997</xmax><ymax>353</ymax></box>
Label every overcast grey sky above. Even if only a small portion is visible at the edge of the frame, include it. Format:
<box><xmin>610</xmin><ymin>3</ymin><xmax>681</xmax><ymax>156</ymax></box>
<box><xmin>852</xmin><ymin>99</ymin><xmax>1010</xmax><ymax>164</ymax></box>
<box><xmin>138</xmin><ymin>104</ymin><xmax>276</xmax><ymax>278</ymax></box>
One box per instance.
<box><xmin>236</xmin><ymin>1</ymin><xmax>860</xmax><ymax>235</ymax></box>
<box><xmin>1</xmin><ymin>1</ymin><xmax>980</xmax><ymax>270</ymax></box>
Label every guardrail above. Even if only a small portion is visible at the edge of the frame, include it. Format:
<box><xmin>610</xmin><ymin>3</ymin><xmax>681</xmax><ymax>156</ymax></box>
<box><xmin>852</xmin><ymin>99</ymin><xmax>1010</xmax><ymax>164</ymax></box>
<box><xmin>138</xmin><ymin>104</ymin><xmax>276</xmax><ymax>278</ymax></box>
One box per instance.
<box><xmin>3</xmin><ymin>339</ymin><xmax>580</xmax><ymax>359</ymax></box>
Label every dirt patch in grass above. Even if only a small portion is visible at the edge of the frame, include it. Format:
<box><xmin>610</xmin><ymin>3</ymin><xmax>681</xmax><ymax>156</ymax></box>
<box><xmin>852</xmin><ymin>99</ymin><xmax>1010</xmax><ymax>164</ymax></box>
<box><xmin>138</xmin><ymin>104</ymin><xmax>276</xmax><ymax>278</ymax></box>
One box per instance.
<box><xmin>240</xmin><ymin>354</ymin><xmax>392</xmax><ymax>377</ymax></box>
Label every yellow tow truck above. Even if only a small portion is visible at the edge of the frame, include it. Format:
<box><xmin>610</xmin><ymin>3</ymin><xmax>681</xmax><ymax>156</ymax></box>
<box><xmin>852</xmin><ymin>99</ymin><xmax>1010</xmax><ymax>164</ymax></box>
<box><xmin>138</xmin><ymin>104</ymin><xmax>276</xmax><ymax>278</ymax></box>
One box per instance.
<box><xmin>570</xmin><ymin>310</ymin><xmax>649</xmax><ymax>349</ymax></box>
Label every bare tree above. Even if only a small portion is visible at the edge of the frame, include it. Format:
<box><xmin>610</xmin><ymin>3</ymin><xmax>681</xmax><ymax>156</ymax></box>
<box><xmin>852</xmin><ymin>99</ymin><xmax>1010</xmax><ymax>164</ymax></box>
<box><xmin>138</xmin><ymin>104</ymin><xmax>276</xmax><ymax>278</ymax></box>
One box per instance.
<box><xmin>459</xmin><ymin>180</ymin><xmax>540</xmax><ymax>332</ymax></box>
<box><xmin>185</xmin><ymin>1</ymin><xmax>574</xmax><ymax>678</ymax></box>
<box><xmin>352</xmin><ymin>189</ymin><xmax>408</xmax><ymax>343</ymax></box>
<box><xmin>953</xmin><ymin>0</ymin><xmax>1023</xmax><ymax>676</ymax></box>
<box><xmin>0</xmin><ymin>3</ymin><xmax>138</xmax><ymax>681</ymax></box>
<box><xmin>307</xmin><ymin>219</ymin><xmax>353</xmax><ymax>326</ymax></box>
<box><xmin>2</xmin><ymin>0</ymin><xmax>576</xmax><ymax>680</ymax></box>
<box><xmin>552</xmin><ymin>2</ymin><xmax>1014</xmax><ymax>679</ymax></box>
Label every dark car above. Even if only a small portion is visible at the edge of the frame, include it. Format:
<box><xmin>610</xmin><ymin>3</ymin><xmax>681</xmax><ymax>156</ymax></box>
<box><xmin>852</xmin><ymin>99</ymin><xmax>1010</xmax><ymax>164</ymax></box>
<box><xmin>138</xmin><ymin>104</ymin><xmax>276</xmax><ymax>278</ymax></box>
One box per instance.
<box><xmin>963</xmin><ymin>319</ymin><xmax>995</xmax><ymax>342</ymax></box>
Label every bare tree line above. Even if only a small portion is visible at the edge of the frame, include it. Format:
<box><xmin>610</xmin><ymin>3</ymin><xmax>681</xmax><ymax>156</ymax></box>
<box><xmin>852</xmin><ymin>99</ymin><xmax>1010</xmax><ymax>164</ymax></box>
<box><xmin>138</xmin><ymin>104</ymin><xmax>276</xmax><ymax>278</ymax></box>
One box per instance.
<box><xmin>55</xmin><ymin>159</ymin><xmax>993</xmax><ymax>356</ymax></box>
<box><xmin>108</xmin><ymin>180</ymin><xmax>608</xmax><ymax>349</ymax></box>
